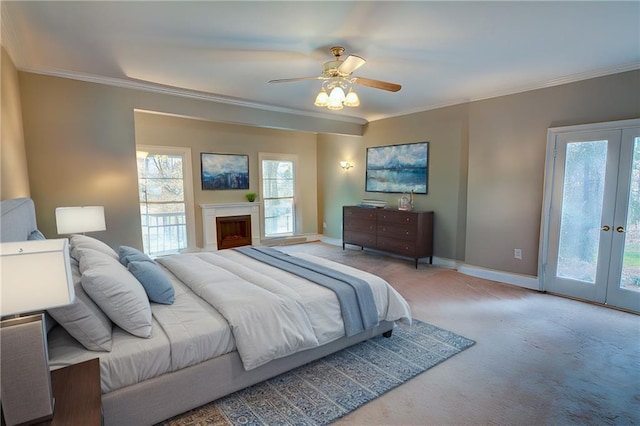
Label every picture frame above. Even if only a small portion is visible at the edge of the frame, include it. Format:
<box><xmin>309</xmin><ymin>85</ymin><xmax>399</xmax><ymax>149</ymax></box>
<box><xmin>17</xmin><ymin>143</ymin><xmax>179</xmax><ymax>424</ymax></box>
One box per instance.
<box><xmin>365</xmin><ymin>142</ymin><xmax>429</xmax><ymax>194</ymax></box>
<box><xmin>201</xmin><ymin>153</ymin><xmax>249</xmax><ymax>190</ymax></box>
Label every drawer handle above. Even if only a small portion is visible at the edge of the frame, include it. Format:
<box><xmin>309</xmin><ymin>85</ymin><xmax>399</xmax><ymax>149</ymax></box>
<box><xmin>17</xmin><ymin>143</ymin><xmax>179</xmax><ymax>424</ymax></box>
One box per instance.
<box><xmin>406</xmin><ymin>218</ymin><xmax>410</xmax><ymax>222</ymax></box>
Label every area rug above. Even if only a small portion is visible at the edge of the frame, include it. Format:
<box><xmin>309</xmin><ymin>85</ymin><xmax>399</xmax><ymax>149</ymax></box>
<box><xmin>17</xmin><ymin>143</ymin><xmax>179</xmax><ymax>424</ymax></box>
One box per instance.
<box><xmin>160</xmin><ymin>320</ymin><xmax>475</xmax><ymax>426</ymax></box>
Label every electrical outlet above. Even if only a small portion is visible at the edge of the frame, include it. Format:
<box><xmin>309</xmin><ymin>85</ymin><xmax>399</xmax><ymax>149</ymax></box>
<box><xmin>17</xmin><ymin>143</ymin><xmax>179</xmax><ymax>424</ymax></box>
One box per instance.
<box><xmin>323</xmin><ymin>222</ymin><xmax>327</xmax><ymax>229</ymax></box>
<box><xmin>514</xmin><ymin>248</ymin><xmax>522</xmax><ymax>260</ymax></box>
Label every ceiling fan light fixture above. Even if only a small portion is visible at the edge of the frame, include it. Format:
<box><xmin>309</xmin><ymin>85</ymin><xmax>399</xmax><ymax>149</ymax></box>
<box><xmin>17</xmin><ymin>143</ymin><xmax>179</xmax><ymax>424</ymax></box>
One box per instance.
<box><xmin>344</xmin><ymin>87</ymin><xmax>360</xmax><ymax>107</ymax></box>
<box><xmin>271</xmin><ymin>45</ymin><xmax>401</xmax><ymax>111</ymax></box>
<box><xmin>329</xmin><ymin>86</ymin><xmax>346</xmax><ymax>104</ymax></box>
<box><xmin>327</xmin><ymin>98</ymin><xmax>344</xmax><ymax>110</ymax></box>
<box><xmin>314</xmin><ymin>88</ymin><xmax>329</xmax><ymax>107</ymax></box>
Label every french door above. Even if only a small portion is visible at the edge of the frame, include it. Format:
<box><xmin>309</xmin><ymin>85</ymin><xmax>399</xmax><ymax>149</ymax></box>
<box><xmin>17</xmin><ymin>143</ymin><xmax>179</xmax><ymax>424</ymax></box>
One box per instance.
<box><xmin>541</xmin><ymin>119</ymin><xmax>640</xmax><ymax>313</ymax></box>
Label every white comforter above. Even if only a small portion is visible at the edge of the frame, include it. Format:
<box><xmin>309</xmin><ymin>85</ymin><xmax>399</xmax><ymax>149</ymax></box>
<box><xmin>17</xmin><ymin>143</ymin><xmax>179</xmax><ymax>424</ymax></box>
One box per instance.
<box><xmin>159</xmin><ymin>250</ymin><xmax>411</xmax><ymax>370</ymax></box>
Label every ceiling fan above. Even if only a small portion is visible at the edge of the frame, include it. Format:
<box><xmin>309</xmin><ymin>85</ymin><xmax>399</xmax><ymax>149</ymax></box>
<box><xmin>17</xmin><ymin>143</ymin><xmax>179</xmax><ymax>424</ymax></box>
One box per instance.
<box><xmin>268</xmin><ymin>46</ymin><xmax>401</xmax><ymax>110</ymax></box>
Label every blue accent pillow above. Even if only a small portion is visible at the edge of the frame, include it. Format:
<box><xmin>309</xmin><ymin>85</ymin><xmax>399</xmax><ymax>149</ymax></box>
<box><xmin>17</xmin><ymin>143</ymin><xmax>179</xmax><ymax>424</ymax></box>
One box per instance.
<box><xmin>127</xmin><ymin>260</ymin><xmax>175</xmax><ymax>305</ymax></box>
<box><xmin>119</xmin><ymin>245</ymin><xmax>152</xmax><ymax>266</ymax></box>
<box><xmin>27</xmin><ymin>229</ymin><xmax>46</xmax><ymax>240</ymax></box>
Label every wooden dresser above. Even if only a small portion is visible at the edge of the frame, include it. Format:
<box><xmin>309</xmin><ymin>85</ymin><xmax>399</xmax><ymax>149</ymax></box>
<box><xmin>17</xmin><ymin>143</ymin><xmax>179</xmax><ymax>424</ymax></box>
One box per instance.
<box><xmin>343</xmin><ymin>206</ymin><xmax>434</xmax><ymax>268</ymax></box>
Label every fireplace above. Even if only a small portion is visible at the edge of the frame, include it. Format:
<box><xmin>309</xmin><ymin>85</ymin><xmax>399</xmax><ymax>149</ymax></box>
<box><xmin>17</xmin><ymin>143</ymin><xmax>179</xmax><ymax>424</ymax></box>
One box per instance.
<box><xmin>201</xmin><ymin>202</ymin><xmax>260</xmax><ymax>251</ymax></box>
<box><xmin>216</xmin><ymin>215</ymin><xmax>252</xmax><ymax>250</ymax></box>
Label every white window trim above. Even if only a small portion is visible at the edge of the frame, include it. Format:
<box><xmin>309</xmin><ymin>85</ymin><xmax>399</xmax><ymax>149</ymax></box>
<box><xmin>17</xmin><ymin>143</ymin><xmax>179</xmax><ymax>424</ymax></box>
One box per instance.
<box><xmin>137</xmin><ymin>144</ymin><xmax>197</xmax><ymax>253</ymax></box>
<box><xmin>258</xmin><ymin>152</ymin><xmax>302</xmax><ymax>238</ymax></box>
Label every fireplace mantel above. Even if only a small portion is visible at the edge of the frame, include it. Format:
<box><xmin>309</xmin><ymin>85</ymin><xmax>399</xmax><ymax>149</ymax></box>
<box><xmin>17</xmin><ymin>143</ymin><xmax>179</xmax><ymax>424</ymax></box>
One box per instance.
<box><xmin>201</xmin><ymin>203</ymin><xmax>261</xmax><ymax>251</ymax></box>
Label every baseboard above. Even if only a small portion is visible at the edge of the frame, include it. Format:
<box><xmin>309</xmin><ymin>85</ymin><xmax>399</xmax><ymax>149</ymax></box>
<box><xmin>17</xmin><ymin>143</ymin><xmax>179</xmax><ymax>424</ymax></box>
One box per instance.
<box><xmin>457</xmin><ymin>264</ymin><xmax>541</xmax><ymax>290</ymax></box>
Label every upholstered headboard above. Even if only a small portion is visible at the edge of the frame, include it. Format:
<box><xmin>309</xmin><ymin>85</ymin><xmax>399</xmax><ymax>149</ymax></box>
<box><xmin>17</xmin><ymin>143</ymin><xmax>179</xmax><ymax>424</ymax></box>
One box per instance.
<box><xmin>0</xmin><ymin>197</ymin><xmax>39</xmax><ymax>242</ymax></box>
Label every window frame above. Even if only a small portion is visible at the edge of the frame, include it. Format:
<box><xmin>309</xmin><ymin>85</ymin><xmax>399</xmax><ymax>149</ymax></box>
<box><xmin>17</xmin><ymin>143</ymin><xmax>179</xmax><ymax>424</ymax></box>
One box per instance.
<box><xmin>136</xmin><ymin>144</ymin><xmax>196</xmax><ymax>255</ymax></box>
<box><xmin>258</xmin><ymin>152</ymin><xmax>301</xmax><ymax>238</ymax></box>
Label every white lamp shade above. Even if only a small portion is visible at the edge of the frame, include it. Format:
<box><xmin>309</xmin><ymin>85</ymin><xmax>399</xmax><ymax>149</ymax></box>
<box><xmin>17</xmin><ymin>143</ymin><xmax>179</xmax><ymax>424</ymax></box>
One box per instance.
<box><xmin>329</xmin><ymin>86</ymin><xmax>346</xmax><ymax>103</ymax></box>
<box><xmin>344</xmin><ymin>89</ymin><xmax>360</xmax><ymax>107</ymax></box>
<box><xmin>1</xmin><ymin>239</ymin><xmax>75</xmax><ymax>316</ymax></box>
<box><xmin>55</xmin><ymin>206</ymin><xmax>106</xmax><ymax>234</ymax></box>
<box><xmin>314</xmin><ymin>89</ymin><xmax>329</xmax><ymax>107</ymax></box>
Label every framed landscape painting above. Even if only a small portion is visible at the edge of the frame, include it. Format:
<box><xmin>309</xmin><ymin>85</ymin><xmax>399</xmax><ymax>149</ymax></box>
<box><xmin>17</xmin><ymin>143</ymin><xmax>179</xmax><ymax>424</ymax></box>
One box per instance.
<box><xmin>201</xmin><ymin>153</ymin><xmax>249</xmax><ymax>190</ymax></box>
<box><xmin>365</xmin><ymin>142</ymin><xmax>429</xmax><ymax>194</ymax></box>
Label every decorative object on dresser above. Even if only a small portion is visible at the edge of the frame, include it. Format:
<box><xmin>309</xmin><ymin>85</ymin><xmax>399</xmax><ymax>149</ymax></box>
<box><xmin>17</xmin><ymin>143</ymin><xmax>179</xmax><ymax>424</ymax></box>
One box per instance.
<box><xmin>0</xmin><ymin>239</ymin><xmax>75</xmax><ymax>426</ymax></box>
<box><xmin>359</xmin><ymin>198</ymin><xmax>387</xmax><ymax>208</ymax></box>
<box><xmin>343</xmin><ymin>205</ymin><xmax>434</xmax><ymax>268</ymax></box>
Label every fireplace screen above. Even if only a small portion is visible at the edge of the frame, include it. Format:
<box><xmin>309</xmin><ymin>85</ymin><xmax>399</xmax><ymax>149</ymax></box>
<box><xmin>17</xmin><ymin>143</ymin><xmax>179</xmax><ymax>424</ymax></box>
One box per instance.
<box><xmin>216</xmin><ymin>215</ymin><xmax>252</xmax><ymax>249</ymax></box>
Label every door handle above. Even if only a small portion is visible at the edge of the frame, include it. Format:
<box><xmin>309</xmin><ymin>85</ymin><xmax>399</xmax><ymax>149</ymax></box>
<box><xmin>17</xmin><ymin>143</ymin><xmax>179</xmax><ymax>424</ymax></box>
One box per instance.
<box><xmin>616</xmin><ymin>226</ymin><xmax>625</xmax><ymax>233</ymax></box>
<box><xmin>601</xmin><ymin>225</ymin><xmax>611</xmax><ymax>231</ymax></box>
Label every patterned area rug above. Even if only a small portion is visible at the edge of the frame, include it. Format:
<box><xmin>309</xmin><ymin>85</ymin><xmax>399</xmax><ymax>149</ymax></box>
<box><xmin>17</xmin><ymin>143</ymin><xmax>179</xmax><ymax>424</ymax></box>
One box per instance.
<box><xmin>161</xmin><ymin>320</ymin><xmax>475</xmax><ymax>426</ymax></box>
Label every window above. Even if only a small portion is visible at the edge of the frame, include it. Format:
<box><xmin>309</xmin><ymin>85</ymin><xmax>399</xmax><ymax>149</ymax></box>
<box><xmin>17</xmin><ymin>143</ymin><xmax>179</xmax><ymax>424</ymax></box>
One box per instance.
<box><xmin>259</xmin><ymin>153</ymin><xmax>298</xmax><ymax>237</ymax></box>
<box><xmin>136</xmin><ymin>145</ymin><xmax>195</xmax><ymax>256</ymax></box>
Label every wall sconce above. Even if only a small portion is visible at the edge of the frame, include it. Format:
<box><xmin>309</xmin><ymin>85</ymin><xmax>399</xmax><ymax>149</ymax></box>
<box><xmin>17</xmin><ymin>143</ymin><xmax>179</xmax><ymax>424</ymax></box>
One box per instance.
<box><xmin>340</xmin><ymin>161</ymin><xmax>353</xmax><ymax>171</ymax></box>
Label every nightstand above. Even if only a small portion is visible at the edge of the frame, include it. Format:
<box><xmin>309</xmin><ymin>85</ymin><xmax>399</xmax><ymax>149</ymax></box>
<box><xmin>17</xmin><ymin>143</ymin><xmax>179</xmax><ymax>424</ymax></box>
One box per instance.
<box><xmin>34</xmin><ymin>358</ymin><xmax>102</xmax><ymax>425</ymax></box>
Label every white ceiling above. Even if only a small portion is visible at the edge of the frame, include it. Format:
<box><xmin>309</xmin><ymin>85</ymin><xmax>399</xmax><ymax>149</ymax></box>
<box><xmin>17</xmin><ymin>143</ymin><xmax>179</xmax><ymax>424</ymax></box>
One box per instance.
<box><xmin>2</xmin><ymin>1</ymin><xmax>639</xmax><ymax>123</ymax></box>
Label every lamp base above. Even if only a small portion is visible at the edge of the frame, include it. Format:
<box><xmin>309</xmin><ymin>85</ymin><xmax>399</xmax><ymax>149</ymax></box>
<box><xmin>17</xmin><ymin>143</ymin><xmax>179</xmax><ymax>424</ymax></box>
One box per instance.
<box><xmin>0</xmin><ymin>314</ymin><xmax>54</xmax><ymax>426</ymax></box>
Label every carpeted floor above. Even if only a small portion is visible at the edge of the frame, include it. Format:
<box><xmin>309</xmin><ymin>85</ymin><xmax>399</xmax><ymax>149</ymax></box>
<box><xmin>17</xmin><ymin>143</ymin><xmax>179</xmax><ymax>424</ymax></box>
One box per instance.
<box><xmin>161</xmin><ymin>320</ymin><xmax>474</xmax><ymax>425</ymax></box>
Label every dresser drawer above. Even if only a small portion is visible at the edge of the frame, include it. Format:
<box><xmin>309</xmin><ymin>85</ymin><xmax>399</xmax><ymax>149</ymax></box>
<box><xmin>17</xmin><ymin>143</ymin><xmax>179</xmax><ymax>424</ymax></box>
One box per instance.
<box><xmin>377</xmin><ymin>209</ymin><xmax>419</xmax><ymax>226</ymax></box>
<box><xmin>376</xmin><ymin>236</ymin><xmax>416</xmax><ymax>256</ymax></box>
<box><xmin>343</xmin><ymin>231</ymin><xmax>376</xmax><ymax>247</ymax></box>
<box><xmin>344</xmin><ymin>218</ymin><xmax>375</xmax><ymax>233</ymax></box>
<box><xmin>377</xmin><ymin>224</ymin><xmax>415</xmax><ymax>241</ymax></box>
<box><xmin>344</xmin><ymin>206</ymin><xmax>377</xmax><ymax>221</ymax></box>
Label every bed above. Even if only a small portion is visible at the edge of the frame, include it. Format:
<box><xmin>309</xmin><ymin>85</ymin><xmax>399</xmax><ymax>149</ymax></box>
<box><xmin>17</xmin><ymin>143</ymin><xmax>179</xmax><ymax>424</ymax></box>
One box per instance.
<box><xmin>0</xmin><ymin>198</ymin><xmax>411</xmax><ymax>426</ymax></box>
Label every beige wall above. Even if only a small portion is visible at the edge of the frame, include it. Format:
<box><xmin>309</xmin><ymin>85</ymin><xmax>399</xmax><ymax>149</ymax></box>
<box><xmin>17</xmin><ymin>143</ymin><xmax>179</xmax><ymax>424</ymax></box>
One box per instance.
<box><xmin>134</xmin><ymin>111</ymin><xmax>318</xmax><ymax>248</ymax></box>
<box><xmin>1</xmin><ymin>47</ymin><xmax>30</xmax><ymax>200</ymax></box>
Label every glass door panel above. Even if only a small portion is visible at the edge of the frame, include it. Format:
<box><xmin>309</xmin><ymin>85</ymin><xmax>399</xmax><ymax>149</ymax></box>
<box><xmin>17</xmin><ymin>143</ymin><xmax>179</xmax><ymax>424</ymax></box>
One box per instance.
<box><xmin>606</xmin><ymin>129</ymin><xmax>640</xmax><ymax>312</ymax></box>
<box><xmin>545</xmin><ymin>130</ymin><xmax>620</xmax><ymax>303</ymax></box>
<box><xmin>620</xmin><ymin>137</ymin><xmax>640</xmax><ymax>293</ymax></box>
<box><xmin>556</xmin><ymin>141</ymin><xmax>608</xmax><ymax>283</ymax></box>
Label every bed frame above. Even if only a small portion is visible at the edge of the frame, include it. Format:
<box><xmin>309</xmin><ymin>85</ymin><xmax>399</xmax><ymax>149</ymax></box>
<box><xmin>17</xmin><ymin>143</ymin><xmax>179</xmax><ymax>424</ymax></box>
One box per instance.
<box><xmin>1</xmin><ymin>198</ymin><xmax>394</xmax><ymax>425</ymax></box>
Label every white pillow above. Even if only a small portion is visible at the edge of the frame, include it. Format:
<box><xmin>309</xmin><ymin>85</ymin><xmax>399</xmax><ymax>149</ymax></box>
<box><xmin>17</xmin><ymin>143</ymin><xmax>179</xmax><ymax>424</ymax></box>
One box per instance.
<box><xmin>79</xmin><ymin>248</ymin><xmax>152</xmax><ymax>338</ymax></box>
<box><xmin>48</xmin><ymin>259</ymin><xmax>113</xmax><ymax>351</ymax></box>
<box><xmin>70</xmin><ymin>234</ymin><xmax>118</xmax><ymax>261</ymax></box>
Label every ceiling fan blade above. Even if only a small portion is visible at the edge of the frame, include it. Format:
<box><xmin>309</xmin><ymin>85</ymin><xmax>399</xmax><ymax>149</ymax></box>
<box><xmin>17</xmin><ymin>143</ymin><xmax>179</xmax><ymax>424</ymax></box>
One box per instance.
<box><xmin>352</xmin><ymin>77</ymin><xmax>402</xmax><ymax>92</ymax></box>
<box><xmin>338</xmin><ymin>55</ymin><xmax>366</xmax><ymax>75</ymax></box>
<box><xmin>268</xmin><ymin>77</ymin><xmax>323</xmax><ymax>83</ymax></box>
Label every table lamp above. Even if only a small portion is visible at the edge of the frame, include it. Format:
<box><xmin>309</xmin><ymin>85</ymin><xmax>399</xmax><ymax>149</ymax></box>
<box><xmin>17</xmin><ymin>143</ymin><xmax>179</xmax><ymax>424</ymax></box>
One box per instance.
<box><xmin>0</xmin><ymin>239</ymin><xmax>75</xmax><ymax>425</ymax></box>
<box><xmin>55</xmin><ymin>206</ymin><xmax>106</xmax><ymax>235</ymax></box>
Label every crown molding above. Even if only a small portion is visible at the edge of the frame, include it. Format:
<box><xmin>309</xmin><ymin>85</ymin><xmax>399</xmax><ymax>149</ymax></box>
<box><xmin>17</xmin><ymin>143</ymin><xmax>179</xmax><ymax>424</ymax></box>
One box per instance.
<box><xmin>17</xmin><ymin>66</ymin><xmax>369</xmax><ymax>126</ymax></box>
